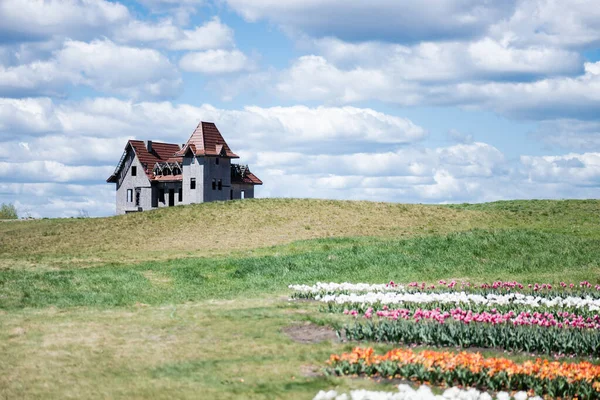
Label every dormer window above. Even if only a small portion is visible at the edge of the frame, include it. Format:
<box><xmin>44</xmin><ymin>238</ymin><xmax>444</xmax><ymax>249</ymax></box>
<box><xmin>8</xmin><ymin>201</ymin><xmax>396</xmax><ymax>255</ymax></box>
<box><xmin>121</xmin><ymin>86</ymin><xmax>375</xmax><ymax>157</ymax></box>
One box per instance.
<box><xmin>131</xmin><ymin>166</ymin><xmax>137</xmax><ymax>176</ymax></box>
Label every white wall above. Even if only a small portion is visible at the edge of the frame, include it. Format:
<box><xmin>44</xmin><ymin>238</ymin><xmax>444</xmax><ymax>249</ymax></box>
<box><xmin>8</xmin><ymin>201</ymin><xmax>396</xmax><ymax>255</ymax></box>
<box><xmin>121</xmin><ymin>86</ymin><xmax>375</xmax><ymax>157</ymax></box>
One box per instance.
<box><xmin>116</xmin><ymin>153</ymin><xmax>151</xmax><ymax>214</ymax></box>
<box><xmin>182</xmin><ymin>154</ymin><xmax>204</xmax><ymax>204</ymax></box>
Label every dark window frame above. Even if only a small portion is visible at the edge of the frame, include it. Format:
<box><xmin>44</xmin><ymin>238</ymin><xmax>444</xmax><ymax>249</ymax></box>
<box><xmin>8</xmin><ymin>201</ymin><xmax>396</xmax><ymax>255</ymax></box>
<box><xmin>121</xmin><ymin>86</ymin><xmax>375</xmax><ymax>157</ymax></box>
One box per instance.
<box><xmin>215</xmin><ymin>157</ymin><xmax>219</xmax><ymax>165</ymax></box>
<box><xmin>190</xmin><ymin>178</ymin><xmax>196</xmax><ymax>190</ymax></box>
<box><xmin>218</xmin><ymin>179</ymin><xmax>222</xmax><ymax>191</ymax></box>
<box><xmin>131</xmin><ymin>166</ymin><xmax>137</xmax><ymax>176</ymax></box>
<box><xmin>212</xmin><ymin>179</ymin><xmax>216</xmax><ymax>190</ymax></box>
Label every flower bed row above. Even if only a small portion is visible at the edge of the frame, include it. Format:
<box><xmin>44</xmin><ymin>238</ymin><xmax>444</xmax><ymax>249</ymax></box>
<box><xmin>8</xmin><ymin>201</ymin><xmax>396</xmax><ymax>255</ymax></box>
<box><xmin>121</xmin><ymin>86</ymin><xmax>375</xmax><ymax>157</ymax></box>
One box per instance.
<box><xmin>340</xmin><ymin>319</ymin><xmax>600</xmax><ymax>357</ymax></box>
<box><xmin>290</xmin><ymin>280</ymin><xmax>600</xmax><ymax>300</ymax></box>
<box><xmin>317</xmin><ymin>292</ymin><xmax>600</xmax><ymax>313</ymax></box>
<box><xmin>327</xmin><ymin>348</ymin><xmax>600</xmax><ymax>399</ymax></box>
<box><xmin>289</xmin><ymin>282</ymin><xmax>405</xmax><ymax>298</ymax></box>
<box><xmin>314</xmin><ymin>384</ymin><xmax>538</xmax><ymax>400</ymax></box>
<box><xmin>346</xmin><ymin>307</ymin><xmax>600</xmax><ymax>330</ymax></box>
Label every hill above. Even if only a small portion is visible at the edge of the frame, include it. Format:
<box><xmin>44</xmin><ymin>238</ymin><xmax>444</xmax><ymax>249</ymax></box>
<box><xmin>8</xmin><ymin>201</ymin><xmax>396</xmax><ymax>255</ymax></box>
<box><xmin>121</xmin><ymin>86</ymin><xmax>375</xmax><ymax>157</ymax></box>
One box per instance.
<box><xmin>2</xmin><ymin>198</ymin><xmax>598</xmax><ymax>270</ymax></box>
<box><xmin>1</xmin><ymin>198</ymin><xmax>600</xmax><ymax>399</ymax></box>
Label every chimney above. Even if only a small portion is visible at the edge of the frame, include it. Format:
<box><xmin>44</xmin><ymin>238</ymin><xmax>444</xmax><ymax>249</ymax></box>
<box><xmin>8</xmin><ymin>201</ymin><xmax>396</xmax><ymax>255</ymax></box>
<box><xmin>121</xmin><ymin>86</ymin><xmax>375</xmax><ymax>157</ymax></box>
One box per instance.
<box><xmin>146</xmin><ymin>140</ymin><xmax>153</xmax><ymax>153</ymax></box>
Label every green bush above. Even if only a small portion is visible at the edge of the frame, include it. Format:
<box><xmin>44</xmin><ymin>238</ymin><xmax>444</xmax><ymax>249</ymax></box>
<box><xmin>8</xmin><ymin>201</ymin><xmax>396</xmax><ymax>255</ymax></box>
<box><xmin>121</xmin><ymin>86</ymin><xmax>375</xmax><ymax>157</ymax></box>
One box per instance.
<box><xmin>0</xmin><ymin>203</ymin><xmax>18</xmax><ymax>219</ymax></box>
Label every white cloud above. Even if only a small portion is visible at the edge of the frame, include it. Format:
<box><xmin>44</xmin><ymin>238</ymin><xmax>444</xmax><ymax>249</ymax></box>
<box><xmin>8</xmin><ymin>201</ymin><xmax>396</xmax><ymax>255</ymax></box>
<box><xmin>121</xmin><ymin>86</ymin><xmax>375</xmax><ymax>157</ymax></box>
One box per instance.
<box><xmin>224</xmin><ymin>0</ymin><xmax>516</xmax><ymax>42</ymax></box>
<box><xmin>0</xmin><ymin>161</ymin><xmax>113</xmax><ymax>183</ymax></box>
<box><xmin>116</xmin><ymin>17</ymin><xmax>234</xmax><ymax>51</ymax></box>
<box><xmin>0</xmin><ymin>39</ymin><xmax>181</xmax><ymax>98</ymax></box>
<box><xmin>273</xmin><ymin>52</ymin><xmax>600</xmax><ymax>120</ymax></box>
<box><xmin>521</xmin><ymin>153</ymin><xmax>600</xmax><ymax>186</ymax></box>
<box><xmin>0</xmin><ymin>97</ymin><xmax>427</xmax><ymax>151</ymax></box>
<box><xmin>179</xmin><ymin>49</ymin><xmax>253</xmax><ymax>74</ymax></box>
<box><xmin>0</xmin><ymin>98</ymin><xmax>60</xmax><ymax>139</ymax></box>
<box><xmin>0</xmin><ymin>135</ymin><xmax>128</xmax><ymax>165</ymax></box>
<box><xmin>277</xmin><ymin>55</ymin><xmax>390</xmax><ymax>103</ymax></box>
<box><xmin>0</xmin><ymin>0</ymin><xmax>130</xmax><ymax>42</ymax></box>
<box><xmin>489</xmin><ymin>0</ymin><xmax>600</xmax><ymax>49</ymax></box>
<box><xmin>313</xmin><ymin>37</ymin><xmax>581</xmax><ymax>81</ymax></box>
<box><xmin>533</xmin><ymin>120</ymin><xmax>600</xmax><ymax>151</ymax></box>
<box><xmin>0</xmin><ymin>182</ymin><xmax>114</xmax><ymax>218</ymax></box>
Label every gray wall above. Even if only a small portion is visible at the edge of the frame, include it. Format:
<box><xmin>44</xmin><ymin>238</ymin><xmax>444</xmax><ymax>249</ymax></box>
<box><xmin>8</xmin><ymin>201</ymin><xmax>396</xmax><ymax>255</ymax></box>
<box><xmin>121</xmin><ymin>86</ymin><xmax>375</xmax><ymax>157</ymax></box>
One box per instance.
<box><xmin>203</xmin><ymin>156</ymin><xmax>231</xmax><ymax>202</ymax></box>
<box><xmin>231</xmin><ymin>183</ymin><xmax>255</xmax><ymax>200</ymax></box>
<box><xmin>153</xmin><ymin>182</ymin><xmax>184</xmax><ymax>208</ymax></box>
<box><xmin>116</xmin><ymin>153</ymin><xmax>151</xmax><ymax>214</ymax></box>
<box><xmin>182</xmin><ymin>154</ymin><xmax>204</xmax><ymax>204</ymax></box>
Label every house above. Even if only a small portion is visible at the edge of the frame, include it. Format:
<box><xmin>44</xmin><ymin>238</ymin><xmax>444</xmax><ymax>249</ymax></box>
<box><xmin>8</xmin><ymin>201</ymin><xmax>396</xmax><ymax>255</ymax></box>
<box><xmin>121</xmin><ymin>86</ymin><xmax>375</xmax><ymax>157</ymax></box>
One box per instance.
<box><xmin>107</xmin><ymin>121</ymin><xmax>262</xmax><ymax>214</ymax></box>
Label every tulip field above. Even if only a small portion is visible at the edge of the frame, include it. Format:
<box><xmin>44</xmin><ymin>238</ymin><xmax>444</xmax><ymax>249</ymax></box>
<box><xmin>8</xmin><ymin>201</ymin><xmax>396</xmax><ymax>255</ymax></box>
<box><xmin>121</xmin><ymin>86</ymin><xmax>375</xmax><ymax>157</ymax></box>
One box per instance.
<box><xmin>290</xmin><ymin>281</ymin><xmax>600</xmax><ymax>398</ymax></box>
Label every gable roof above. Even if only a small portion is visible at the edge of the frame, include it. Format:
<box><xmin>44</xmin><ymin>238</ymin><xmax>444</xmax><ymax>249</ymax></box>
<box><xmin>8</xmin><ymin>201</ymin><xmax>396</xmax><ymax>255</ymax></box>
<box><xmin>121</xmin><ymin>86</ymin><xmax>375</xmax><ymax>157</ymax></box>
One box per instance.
<box><xmin>175</xmin><ymin>121</ymin><xmax>239</xmax><ymax>158</ymax></box>
<box><xmin>106</xmin><ymin>140</ymin><xmax>180</xmax><ymax>182</ymax></box>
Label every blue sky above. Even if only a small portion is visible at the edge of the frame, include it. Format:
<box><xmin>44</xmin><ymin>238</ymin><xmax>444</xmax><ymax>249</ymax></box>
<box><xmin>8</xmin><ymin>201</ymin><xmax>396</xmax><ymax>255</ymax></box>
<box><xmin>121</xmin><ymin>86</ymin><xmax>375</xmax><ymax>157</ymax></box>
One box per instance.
<box><xmin>0</xmin><ymin>0</ymin><xmax>599</xmax><ymax>217</ymax></box>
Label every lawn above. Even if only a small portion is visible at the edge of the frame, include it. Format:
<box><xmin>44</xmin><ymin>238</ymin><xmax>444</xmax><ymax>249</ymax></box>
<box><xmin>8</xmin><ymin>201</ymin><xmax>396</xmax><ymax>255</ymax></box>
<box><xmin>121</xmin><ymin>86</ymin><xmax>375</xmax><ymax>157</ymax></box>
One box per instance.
<box><xmin>1</xmin><ymin>199</ymin><xmax>599</xmax><ymax>399</ymax></box>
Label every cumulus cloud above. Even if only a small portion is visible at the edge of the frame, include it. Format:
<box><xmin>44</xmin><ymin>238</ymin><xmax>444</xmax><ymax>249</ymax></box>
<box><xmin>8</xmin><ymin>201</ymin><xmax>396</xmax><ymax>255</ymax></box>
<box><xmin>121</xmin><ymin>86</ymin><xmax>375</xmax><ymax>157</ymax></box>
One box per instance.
<box><xmin>0</xmin><ymin>0</ymin><xmax>130</xmax><ymax>42</ymax></box>
<box><xmin>116</xmin><ymin>17</ymin><xmax>234</xmax><ymax>51</ymax></box>
<box><xmin>520</xmin><ymin>153</ymin><xmax>600</xmax><ymax>186</ymax></box>
<box><xmin>0</xmin><ymin>97</ymin><xmax>427</xmax><ymax>151</ymax></box>
<box><xmin>274</xmin><ymin>53</ymin><xmax>600</xmax><ymax>121</ymax></box>
<box><xmin>489</xmin><ymin>0</ymin><xmax>600</xmax><ymax>49</ymax></box>
<box><xmin>179</xmin><ymin>49</ymin><xmax>253</xmax><ymax>74</ymax></box>
<box><xmin>0</xmin><ymin>182</ymin><xmax>115</xmax><ymax>218</ymax></box>
<box><xmin>0</xmin><ymin>39</ymin><xmax>182</xmax><ymax>98</ymax></box>
<box><xmin>533</xmin><ymin>120</ymin><xmax>600</xmax><ymax>151</ymax></box>
<box><xmin>0</xmin><ymin>161</ymin><xmax>113</xmax><ymax>184</ymax></box>
<box><xmin>313</xmin><ymin>37</ymin><xmax>582</xmax><ymax>81</ymax></box>
<box><xmin>224</xmin><ymin>0</ymin><xmax>516</xmax><ymax>43</ymax></box>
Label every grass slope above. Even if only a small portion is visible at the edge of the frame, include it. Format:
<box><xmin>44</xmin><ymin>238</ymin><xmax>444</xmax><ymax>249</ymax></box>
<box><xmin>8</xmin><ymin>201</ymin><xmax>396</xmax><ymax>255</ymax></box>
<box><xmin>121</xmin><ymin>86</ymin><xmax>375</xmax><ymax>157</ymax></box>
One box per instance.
<box><xmin>1</xmin><ymin>229</ymin><xmax>599</xmax><ymax>310</ymax></box>
<box><xmin>1</xmin><ymin>198</ymin><xmax>600</xmax><ymax>399</ymax></box>
<box><xmin>0</xmin><ymin>198</ymin><xmax>501</xmax><ymax>269</ymax></box>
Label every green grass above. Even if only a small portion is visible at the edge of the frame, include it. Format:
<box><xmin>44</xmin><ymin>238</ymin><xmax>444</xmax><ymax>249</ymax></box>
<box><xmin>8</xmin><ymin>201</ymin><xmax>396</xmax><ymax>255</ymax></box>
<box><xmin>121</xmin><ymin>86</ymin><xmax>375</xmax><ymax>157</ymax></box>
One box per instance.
<box><xmin>2</xmin><ymin>229</ymin><xmax>599</xmax><ymax>310</ymax></box>
<box><xmin>1</xmin><ymin>199</ymin><xmax>600</xmax><ymax>399</ymax></box>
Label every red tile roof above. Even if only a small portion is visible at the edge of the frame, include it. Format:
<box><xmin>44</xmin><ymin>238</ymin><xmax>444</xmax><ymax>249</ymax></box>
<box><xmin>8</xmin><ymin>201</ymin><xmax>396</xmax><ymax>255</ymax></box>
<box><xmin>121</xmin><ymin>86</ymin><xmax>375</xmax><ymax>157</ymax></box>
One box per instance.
<box><xmin>242</xmin><ymin>171</ymin><xmax>263</xmax><ymax>185</ymax></box>
<box><xmin>129</xmin><ymin>140</ymin><xmax>181</xmax><ymax>179</ymax></box>
<box><xmin>231</xmin><ymin>165</ymin><xmax>263</xmax><ymax>185</ymax></box>
<box><xmin>176</xmin><ymin>121</ymin><xmax>239</xmax><ymax>158</ymax></box>
<box><xmin>108</xmin><ymin>122</ymin><xmax>247</xmax><ymax>183</ymax></box>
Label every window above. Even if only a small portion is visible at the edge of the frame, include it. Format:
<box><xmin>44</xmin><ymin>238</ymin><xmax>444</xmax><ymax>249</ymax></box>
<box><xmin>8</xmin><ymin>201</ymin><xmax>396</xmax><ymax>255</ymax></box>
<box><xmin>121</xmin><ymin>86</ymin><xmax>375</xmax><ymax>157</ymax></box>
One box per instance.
<box><xmin>135</xmin><ymin>188</ymin><xmax>141</xmax><ymax>206</ymax></box>
<box><xmin>218</xmin><ymin>179</ymin><xmax>222</xmax><ymax>191</ymax></box>
<box><xmin>127</xmin><ymin>189</ymin><xmax>133</xmax><ymax>203</ymax></box>
<box><xmin>178</xmin><ymin>188</ymin><xmax>183</xmax><ymax>202</ymax></box>
<box><xmin>131</xmin><ymin>166</ymin><xmax>137</xmax><ymax>176</ymax></box>
<box><xmin>190</xmin><ymin>178</ymin><xmax>196</xmax><ymax>190</ymax></box>
<box><xmin>215</xmin><ymin>157</ymin><xmax>219</xmax><ymax>165</ymax></box>
<box><xmin>241</xmin><ymin>190</ymin><xmax>245</xmax><ymax>199</ymax></box>
<box><xmin>212</xmin><ymin>179</ymin><xmax>216</xmax><ymax>190</ymax></box>
<box><xmin>159</xmin><ymin>189</ymin><xmax>165</xmax><ymax>203</ymax></box>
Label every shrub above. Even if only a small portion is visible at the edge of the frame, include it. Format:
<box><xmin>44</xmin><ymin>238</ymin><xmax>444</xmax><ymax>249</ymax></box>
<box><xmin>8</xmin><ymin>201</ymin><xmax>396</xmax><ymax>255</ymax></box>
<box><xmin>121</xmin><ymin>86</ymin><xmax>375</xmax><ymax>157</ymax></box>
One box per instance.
<box><xmin>0</xmin><ymin>203</ymin><xmax>18</xmax><ymax>219</ymax></box>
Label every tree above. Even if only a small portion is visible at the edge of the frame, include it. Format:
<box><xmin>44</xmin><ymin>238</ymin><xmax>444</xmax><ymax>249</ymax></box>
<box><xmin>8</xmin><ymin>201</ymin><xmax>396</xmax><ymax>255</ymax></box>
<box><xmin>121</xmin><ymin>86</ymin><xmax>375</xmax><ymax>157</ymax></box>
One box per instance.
<box><xmin>0</xmin><ymin>203</ymin><xmax>18</xmax><ymax>219</ymax></box>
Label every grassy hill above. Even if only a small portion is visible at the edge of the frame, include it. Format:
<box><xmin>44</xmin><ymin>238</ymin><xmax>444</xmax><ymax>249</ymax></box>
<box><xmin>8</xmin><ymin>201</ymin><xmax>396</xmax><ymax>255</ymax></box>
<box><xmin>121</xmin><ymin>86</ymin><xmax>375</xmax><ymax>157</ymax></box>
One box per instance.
<box><xmin>1</xmin><ymin>198</ymin><xmax>600</xmax><ymax>399</ymax></box>
<box><xmin>1</xmin><ymin>198</ymin><xmax>598</xmax><ymax>270</ymax></box>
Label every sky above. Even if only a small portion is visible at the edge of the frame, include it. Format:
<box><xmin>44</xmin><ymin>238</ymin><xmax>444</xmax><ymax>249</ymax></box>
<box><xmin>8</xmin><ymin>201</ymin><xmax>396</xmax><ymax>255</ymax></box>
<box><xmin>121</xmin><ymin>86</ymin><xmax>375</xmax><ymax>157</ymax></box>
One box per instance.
<box><xmin>0</xmin><ymin>0</ymin><xmax>599</xmax><ymax>218</ymax></box>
